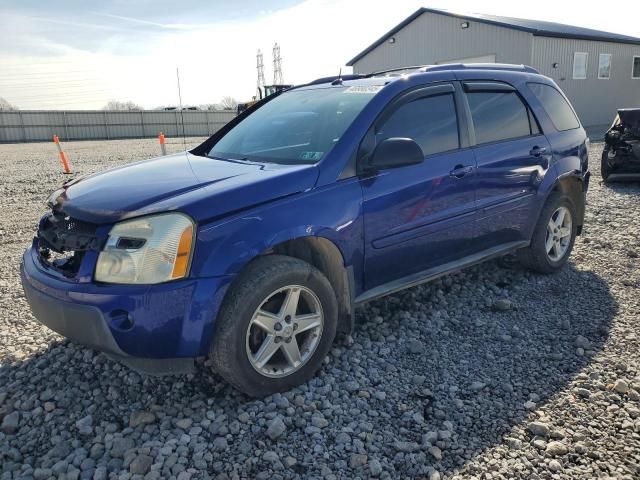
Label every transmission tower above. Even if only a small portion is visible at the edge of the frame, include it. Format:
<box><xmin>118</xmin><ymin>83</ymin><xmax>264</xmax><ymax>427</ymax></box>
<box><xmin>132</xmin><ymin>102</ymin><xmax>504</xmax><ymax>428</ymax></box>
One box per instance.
<box><xmin>273</xmin><ymin>43</ymin><xmax>284</xmax><ymax>85</ymax></box>
<box><xmin>256</xmin><ymin>49</ymin><xmax>266</xmax><ymax>96</ymax></box>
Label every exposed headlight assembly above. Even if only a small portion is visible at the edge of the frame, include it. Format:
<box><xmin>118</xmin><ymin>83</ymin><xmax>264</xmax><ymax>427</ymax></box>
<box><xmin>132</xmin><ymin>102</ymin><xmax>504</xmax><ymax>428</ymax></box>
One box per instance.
<box><xmin>95</xmin><ymin>213</ymin><xmax>195</xmax><ymax>284</ymax></box>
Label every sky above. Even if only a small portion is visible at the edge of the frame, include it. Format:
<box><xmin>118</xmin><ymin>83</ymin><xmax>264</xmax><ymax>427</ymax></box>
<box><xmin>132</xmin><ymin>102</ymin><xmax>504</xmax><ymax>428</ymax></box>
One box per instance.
<box><xmin>1</xmin><ymin>0</ymin><xmax>639</xmax><ymax>109</ymax></box>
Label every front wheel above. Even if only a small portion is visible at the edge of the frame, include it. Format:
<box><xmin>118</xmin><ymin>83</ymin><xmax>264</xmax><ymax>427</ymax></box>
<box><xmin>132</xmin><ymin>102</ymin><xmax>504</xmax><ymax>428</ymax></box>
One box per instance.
<box><xmin>517</xmin><ymin>191</ymin><xmax>578</xmax><ymax>274</ymax></box>
<box><xmin>210</xmin><ymin>255</ymin><xmax>338</xmax><ymax>397</ymax></box>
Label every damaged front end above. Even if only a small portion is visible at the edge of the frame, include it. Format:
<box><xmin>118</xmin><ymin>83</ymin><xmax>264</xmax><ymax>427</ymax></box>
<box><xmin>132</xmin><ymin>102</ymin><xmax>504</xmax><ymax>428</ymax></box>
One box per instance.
<box><xmin>36</xmin><ymin>208</ymin><xmax>101</xmax><ymax>278</ymax></box>
<box><xmin>602</xmin><ymin>108</ymin><xmax>640</xmax><ymax>182</ymax></box>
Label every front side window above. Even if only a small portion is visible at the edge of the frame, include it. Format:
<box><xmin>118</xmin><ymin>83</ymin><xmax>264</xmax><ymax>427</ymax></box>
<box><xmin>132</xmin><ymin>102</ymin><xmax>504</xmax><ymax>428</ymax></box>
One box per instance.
<box><xmin>598</xmin><ymin>54</ymin><xmax>612</xmax><ymax>79</ymax></box>
<box><xmin>376</xmin><ymin>94</ymin><xmax>459</xmax><ymax>156</ymax></box>
<box><xmin>209</xmin><ymin>86</ymin><xmax>379</xmax><ymax>164</ymax></box>
<box><xmin>528</xmin><ymin>82</ymin><xmax>580</xmax><ymax>131</ymax></box>
<box><xmin>633</xmin><ymin>56</ymin><xmax>640</xmax><ymax>79</ymax></box>
<box><xmin>466</xmin><ymin>91</ymin><xmax>532</xmax><ymax>144</ymax></box>
<box><xmin>573</xmin><ymin>52</ymin><xmax>588</xmax><ymax>79</ymax></box>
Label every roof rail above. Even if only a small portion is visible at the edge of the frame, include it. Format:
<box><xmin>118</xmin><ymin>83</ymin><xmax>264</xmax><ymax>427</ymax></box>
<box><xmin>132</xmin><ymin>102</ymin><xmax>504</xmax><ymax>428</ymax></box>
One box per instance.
<box><xmin>424</xmin><ymin>63</ymin><xmax>540</xmax><ymax>74</ymax></box>
<box><xmin>306</xmin><ymin>74</ymin><xmax>367</xmax><ymax>86</ymax></box>
<box><xmin>368</xmin><ymin>65</ymin><xmax>430</xmax><ymax>77</ymax></box>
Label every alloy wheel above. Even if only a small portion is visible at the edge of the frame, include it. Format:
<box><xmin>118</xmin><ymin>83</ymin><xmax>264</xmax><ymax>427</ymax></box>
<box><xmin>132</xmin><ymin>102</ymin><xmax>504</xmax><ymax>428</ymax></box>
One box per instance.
<box><xmin>545</xmin><ymin>206</ymin><xmax>572</xmax><ymax>262</ymax></box>
<box><xmin>245</xmin><ymin>285</ymin><xmax>324</xmax><ymax>378</ymax></box>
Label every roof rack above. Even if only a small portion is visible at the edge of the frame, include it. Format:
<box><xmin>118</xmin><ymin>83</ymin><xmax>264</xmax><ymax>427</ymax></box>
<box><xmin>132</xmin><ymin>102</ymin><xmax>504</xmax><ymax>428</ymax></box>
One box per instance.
<box><xmin>307</xmin><ymin>63</ymin><xmax>539</xmax><ymax>87</ymax></box>
<box><xmin>424</xmin><ymin>63</ymin><xmax>539</xmax><ymax>74</ymax></box>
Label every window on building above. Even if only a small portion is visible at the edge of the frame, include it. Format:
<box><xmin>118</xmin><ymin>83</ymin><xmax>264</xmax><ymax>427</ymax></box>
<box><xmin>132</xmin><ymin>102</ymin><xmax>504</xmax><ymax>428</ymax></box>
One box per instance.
<box><xmin>377</xmin><ymin>94</ymin><xmax>459</xmax><ymax>156</ymax></box>
<box><xmin>466</xmin><ymin>91</ymin><xmax>533</xmax><ymax>144</ymax></box>
<box><xmin>598</xmin><ymin>54</ymin><xmax>612</xmax><ymax>79</ymax></box>
<box><xmin>528</xmin><ymin>83</ymin><xmax>580</xmax><ymax>131</ymax></box>
<box><xmin>573</xmin><ymin>52</ymin><xmax>588</xmax><ymax>79</ymax></box>
<box><xmin>633</xmin><ymin>56</ymin><xmax>640</xmax><ymax>79</ymax></box>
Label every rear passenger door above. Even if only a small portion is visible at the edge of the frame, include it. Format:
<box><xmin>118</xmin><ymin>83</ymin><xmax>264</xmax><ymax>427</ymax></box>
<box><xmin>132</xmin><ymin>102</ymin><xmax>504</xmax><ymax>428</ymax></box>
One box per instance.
<box><xmin>360</xmin><ymin>84</ymin><xmax>477</xmax><ymax>291</ymax></box>
<box><xmin>463</xmin><ymin>82</ymin><xmax>552</xmax><ymax>248</ymax></box>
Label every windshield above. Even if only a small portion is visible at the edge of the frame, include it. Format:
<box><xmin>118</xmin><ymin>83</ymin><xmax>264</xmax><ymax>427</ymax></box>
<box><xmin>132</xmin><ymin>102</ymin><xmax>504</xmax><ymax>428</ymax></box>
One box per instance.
<box><xmin>209</xmin><ymin>86</ymin><xmax>380</xmax><ymax>164</ymax></box>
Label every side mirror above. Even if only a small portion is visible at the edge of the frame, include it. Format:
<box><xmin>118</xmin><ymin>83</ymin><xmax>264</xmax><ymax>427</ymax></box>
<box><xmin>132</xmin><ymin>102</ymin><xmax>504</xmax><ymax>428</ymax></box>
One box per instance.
<box><xmin>368</xmin><ymin>137</ymin><xmax>424</xmax><ymax>171</ymax></box>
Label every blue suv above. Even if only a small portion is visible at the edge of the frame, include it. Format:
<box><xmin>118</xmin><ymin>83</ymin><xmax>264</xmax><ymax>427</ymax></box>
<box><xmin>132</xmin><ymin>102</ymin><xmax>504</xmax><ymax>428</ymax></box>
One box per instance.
<box><xmin>21</xmin><ymin>64</ymin><xmax>589</xmax><ymax>396</ymax></box>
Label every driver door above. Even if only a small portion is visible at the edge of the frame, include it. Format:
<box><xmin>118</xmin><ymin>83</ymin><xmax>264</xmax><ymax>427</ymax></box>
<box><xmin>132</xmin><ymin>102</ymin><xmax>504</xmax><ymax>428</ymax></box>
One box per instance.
<box><xmin>359</xmin><ymin>84</ymin><xmax>477</xmax><ymax>291</ymax></box>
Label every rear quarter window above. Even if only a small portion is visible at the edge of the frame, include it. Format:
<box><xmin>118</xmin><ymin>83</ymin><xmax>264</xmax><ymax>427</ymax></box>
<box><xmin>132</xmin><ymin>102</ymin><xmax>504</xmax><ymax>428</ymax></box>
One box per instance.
<box><xmin>528</xmin><ymin>83</ymin><xmax>580</xmax><ymax>131</ymax></box>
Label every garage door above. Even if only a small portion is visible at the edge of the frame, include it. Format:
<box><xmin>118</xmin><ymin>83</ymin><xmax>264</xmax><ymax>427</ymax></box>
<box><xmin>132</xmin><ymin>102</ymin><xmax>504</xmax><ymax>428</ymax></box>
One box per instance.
<box><xmin>436</xmin><ymin>54</ymin><xmax>496</xmax><ymax>65</ymax></box>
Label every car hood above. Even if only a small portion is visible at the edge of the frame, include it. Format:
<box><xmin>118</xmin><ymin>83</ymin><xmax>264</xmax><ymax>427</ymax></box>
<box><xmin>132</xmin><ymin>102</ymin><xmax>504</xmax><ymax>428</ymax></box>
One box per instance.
<box><xmin>54</xmin><ymin>152</ymin><xmax>319</xmax><ymax>224</ymax></box>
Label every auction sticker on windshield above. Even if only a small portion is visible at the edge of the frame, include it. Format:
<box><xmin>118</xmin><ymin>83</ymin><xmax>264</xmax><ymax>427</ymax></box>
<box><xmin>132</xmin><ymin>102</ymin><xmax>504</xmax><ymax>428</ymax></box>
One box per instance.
<box><xmin>344</xmin><ymin>86</ymin><xmax>383</xmax><ymax>94</ymax></box>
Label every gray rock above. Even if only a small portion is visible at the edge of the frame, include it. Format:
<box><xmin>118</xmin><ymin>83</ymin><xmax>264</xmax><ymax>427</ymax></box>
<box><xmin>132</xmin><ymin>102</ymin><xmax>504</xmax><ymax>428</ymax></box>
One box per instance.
<box><xmin>266</xmin><ymin>416</ymin><xmax>287</xmax><ymax>440</ymax></box>
<box><xmin>75</xmin><ymin>415</ymin><xmax>93</xmax><ymax>436</ymax></box>
<box><xmin>129</xmin><ymin>410</ymin><xmax>156</xmax><ymax>428</ymax></box>
<box><xmin>527</xmin><ymin>421</ymin><xmax>550</xmax><ymax>437</ymax></box>
<box><xmin>311</xmin><ymin>416</ymin><xmax>329</xmax><ymax>428</ymax></box>
<box><xmin>369</xmin><ymin>459</ymin><xmax>383</xmax><ymax>476</ymax></box>
<box><xmin>493</xmin><ymin>299</ymin><xmax>513</xmax><ymax>311</ymax></box>
<box><xmin>393</xmin><ymin>441</ymin><xmax>420</xmax><ymax>453</ymax></box>
<box><xmin>175</xmin><ymin>418</ymin><xmax>193</xmax><ymax>430</ymax></box>
<box><xmin>429</xmin><ymin>446</ymin><xmax>443</xmax><ymax>460</ymax></box>
<box><xmin>110</xmin><ymin>437</ymin><xmax>135</xmax><ymax>458</ymax></box>
<box><xmin>129</xmin><ymin>454</ymin><xmax>153</xmax><ymax>475</ymax></box>
<box><xmin>613</xmin><ymin>379</ymin><xmax>629</xmax><ymax>394</ymax></box>
<box><xmin>470</xmin><ymin>381</ymin><xmax>486</xmax><ymax>391</ymax></box>
<box><xmin>213</xmin><ymin>437</ymin><xmax>228</xmax><ymax>451</ymax></box>
<box><xmin>263</xmin><ymin>451</ymin><xmax>279</xmax><ymax>463</ymax></box>
<box><xmin>1</xmin><ymin>411</ymin><xmax>19</xmax><ymax>433</ymax></box>
<box><xmin>575</xmin><ymin>335</ymin><xmax>590</xmax><ymax>349</ymax></box>
<box><xmin>546</xmin><ymin>441</ymin><xmax>568</xmax><ymax>456</ymax></box>
<box><xmin>548</xmin><ymin>459</ymin><xmax>563</xmax><ymax>472</ymax></box>
<box><xmin>349</xmin><ymin>453</ymin><xmax>367</xmax><ymax>469</ymax></box>
<box><xmin>575</xmin><ymin>387</ymin><xmax>591</xmax><ymax>398</ymax></box>
<box><xmin>407</xmin><ymin>339</ymin><xmax>425</xmax><ymax>354</ymax></box>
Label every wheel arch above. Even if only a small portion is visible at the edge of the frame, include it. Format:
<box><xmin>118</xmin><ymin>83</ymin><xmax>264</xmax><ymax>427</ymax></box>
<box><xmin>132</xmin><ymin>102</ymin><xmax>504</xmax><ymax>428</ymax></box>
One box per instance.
<box><xmin>550</xmin><ymin>173</ymin><xmax>585</xmax><ymax>235</ymax></box>
<box><xmin>263</xmin><ymin>236</ymin><xmax>354</xmax><ymax>335</ymax></box>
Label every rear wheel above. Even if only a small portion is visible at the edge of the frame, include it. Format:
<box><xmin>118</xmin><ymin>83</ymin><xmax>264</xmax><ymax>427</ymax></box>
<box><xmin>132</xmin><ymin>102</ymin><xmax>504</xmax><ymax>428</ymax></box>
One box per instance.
<box><xmin>210</xmin><ymin>255</ymin><xmax>338</xmax><ymax>396</ymax></box>
<box><xmin>517</xmin><ymin>191</ymin><xmax>577</xmax><ymax>274</ymax></box>
<box><xmin>601</xmin><ymin>149</ymin><xmax>612</xmax><ymax>182</ymax></box>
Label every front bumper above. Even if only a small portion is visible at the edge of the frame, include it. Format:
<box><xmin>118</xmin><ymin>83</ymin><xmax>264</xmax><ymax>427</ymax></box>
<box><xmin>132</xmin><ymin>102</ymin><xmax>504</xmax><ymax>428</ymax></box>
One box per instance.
<box><xmin>21</xmin><ymin>243</ymin><xmax>233</xmax><ymax>372</ymax></box>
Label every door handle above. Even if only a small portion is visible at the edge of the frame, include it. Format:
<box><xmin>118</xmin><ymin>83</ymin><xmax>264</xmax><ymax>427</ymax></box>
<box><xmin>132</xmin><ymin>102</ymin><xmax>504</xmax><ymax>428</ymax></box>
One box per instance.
<box><xmin>530</xmin><ymin>146</ymin><xmax>548</xmax><ymax>157</ymax></box>
<box><xmin>449</xmin><ymin>165</ymin><xmax>474</xmax><ymax>178</ymax></box>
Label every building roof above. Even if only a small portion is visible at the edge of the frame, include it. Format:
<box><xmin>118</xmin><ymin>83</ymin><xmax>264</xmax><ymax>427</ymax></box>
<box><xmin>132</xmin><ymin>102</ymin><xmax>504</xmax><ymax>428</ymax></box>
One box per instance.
<box><xmin>347</xmin><ymin>8</ymin><xmax>640</xmax><ymax>66</ymax></box>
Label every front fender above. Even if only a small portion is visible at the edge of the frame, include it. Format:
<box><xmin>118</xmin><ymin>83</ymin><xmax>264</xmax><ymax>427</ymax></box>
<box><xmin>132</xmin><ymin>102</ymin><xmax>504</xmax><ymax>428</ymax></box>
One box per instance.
<box><xmin>190</xmin><ymin>178</ymin><xmax>364</xmax><ymax>285</ymax></box>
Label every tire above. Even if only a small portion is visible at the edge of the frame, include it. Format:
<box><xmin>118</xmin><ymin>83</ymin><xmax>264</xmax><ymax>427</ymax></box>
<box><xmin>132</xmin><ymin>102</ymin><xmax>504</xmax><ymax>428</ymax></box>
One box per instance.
<box><xmin>210</xmin><ymin>255</ymin><xmax>338</xmax><ymax>397</ymax></box>
<box><xmin>517</xmin><ymin>191</ymin><xmax>578</xmax><ymax>274</ymax></box>
<box><xmin>601</xmin><ymin>149</ymin><xmax>612</xmax><ymax>182</ymax></box>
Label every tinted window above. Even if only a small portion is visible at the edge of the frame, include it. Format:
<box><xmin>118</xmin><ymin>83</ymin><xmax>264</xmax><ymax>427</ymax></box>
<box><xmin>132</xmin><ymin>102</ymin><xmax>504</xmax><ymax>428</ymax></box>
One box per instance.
<box><xmin>210</xmin><ymin>86</ymin><xmax>378</xmax><ymax>164</ymax></box>
<box><xmin>528</xmin><ymin>83</ymin><xmax>580</xmax><ymax>131</ymax></box>
<box><xmin>633</xmin><ymin>56</ymin><xmax>640</xmax><ymax>79</ymax></box>
<box><xmin>467</xmin><ymin>91</ymin><xmax>532</xmax><ymax>144</ymax></box>
<box><xmin>377</xmin><ymin>94</ymin><xmax>459</xmax><ymax>156</ymax></box>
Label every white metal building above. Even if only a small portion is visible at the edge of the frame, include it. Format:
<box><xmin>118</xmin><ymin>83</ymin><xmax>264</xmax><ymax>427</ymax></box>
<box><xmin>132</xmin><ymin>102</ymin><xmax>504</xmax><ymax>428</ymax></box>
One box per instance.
<box><xmin>347</xmin><ymin>8</ymin><xmax>640</xmax><ymax>128</ymax></box>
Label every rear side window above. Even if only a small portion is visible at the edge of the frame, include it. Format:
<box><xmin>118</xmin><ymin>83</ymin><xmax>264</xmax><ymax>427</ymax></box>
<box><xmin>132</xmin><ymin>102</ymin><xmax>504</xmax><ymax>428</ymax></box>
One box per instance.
<box><xmin>466</xmin><ymin>91</ymin><xmax>532</xmax><ymax>144</ymax></box>
<box><xmin>377</xmin><ymin>94</ymin><xmax>459</xmax><ymax>156</ymax></box>
<box><xmin>528</xmin><ymin>83</ymin><xmax>580</xmax><ymax>131</ymax></box>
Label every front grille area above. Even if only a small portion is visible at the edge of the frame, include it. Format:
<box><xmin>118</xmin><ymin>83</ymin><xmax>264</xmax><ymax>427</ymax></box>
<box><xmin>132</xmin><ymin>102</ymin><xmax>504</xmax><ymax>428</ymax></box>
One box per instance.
<box><xmin>37</xmin><ymin>211</ymin><xmax>100</xmax><ymax>277</ymax></box>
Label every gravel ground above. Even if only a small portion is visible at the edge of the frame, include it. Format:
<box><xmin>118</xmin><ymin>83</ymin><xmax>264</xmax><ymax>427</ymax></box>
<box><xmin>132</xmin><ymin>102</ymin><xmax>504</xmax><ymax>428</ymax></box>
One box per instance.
<box><xmin>1</xmin><ymin>138</ymin><xmax>639</xmax><ymax>480</ymax></box>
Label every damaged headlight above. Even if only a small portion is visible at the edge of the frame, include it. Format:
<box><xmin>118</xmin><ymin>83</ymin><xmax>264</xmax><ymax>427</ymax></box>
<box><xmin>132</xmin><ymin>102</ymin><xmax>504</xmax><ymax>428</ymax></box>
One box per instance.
<box><xmin>95</xmin><ymin>213</ymin><xmax>195</xmax><ymax>284</ymax></box>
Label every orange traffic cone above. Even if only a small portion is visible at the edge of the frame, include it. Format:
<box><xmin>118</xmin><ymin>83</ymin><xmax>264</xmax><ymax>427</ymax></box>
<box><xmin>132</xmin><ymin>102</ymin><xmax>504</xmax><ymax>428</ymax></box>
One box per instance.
<box><xmin>159</xmin><ymin>132</ymin><xmax>167</xmax><ymax>156</ymax></box>
<box><xmin>53</xmin><ymin>135</ymin><xmax>72</xmax><ymax>174</ymax></box>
